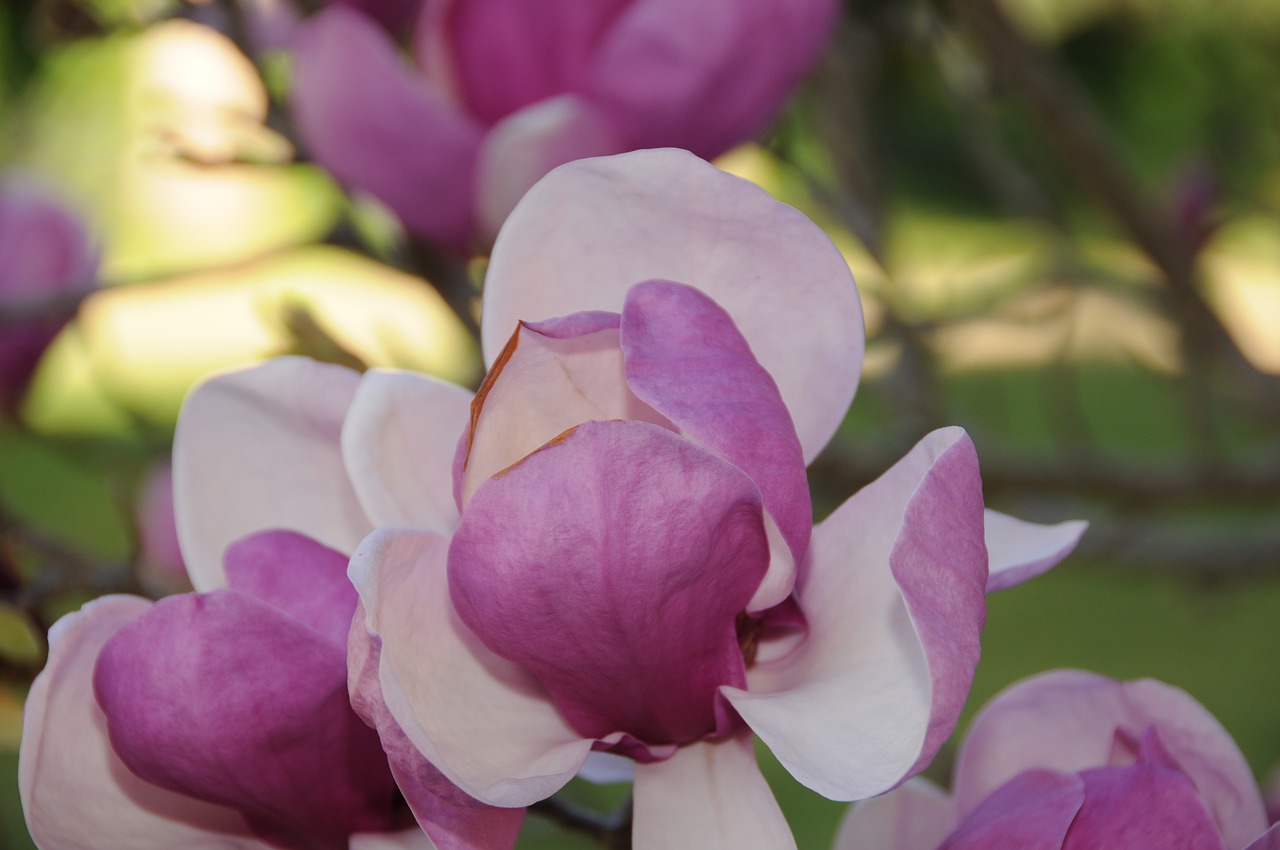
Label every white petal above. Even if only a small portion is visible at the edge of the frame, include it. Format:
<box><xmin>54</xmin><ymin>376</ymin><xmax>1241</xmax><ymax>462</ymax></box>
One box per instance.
<box><xmin>632</xmin><ymin>734</ymin><xmax>796</xmax><ymax>850</ymax></box>
<box><xmin>174</xmin><ymin>357</ymin><xmax>370</xmax><ymax>590</ymax></box>
<box><xmin>341</xmin><ymin>368</ymin><xmax>472</xmax><ymax>533</ymax></box>
<box><xmin>349</xmin><ymin>528</ymin><xmax>594</xmax><ymax>807</ymax></box>
<box><xmin>984</xmin><ymin>510</ymin><xmax>1087</xmax><ymax>592</ymax></box>
<box><xmin>482</xmin><ymin>148</ymin><xmax>863</xmax><ymax>463</ymax></box>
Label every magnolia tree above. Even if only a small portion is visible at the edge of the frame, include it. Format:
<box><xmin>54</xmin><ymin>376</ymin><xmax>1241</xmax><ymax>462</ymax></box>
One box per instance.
<box><xmin>2</xmin><ymin>0</ymin><xmax>1279</xmax><ymax>849</ymax></box>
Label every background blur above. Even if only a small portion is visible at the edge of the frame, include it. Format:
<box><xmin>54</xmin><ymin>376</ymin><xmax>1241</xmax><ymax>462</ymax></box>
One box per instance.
<box><xmin>0</xmin><ymin>0</ymin><xmax>1277</xmax><ymax>846</ymax></box>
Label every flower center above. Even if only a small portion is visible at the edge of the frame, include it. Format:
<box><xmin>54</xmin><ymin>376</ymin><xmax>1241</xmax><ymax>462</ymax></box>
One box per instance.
<box><xmin>736</xmin><ymin>612</ymin><xmax>766</xmax><ymax>668</ymax></box>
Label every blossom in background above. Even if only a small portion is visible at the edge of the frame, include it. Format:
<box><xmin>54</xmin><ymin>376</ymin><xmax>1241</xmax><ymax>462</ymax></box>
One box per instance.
<box><xmin>834</xmin><ymin>669</ymin><xmax>1280</xmax><ymax>850</ymax></box>
<box><xmin>172</xmin><ymin>149</ymin><xmax>1084</xmax><ymax>848</ymax></box>
<box><xmin>17</xmin><ymin>530</ymin><xmax>460</xmax><ymax>850</ymax></box>
<box><xmin>0</xmin><ymin>180</ymin><xmax>96</xmax><ymax>414</ymax></box>
<box><xmin>290</xmin><ymin>0</ymin><xmax>838</xmax><ymax>249</ymax></box>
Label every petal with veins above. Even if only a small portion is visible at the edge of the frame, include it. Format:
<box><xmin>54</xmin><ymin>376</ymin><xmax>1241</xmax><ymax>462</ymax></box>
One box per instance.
<box><xmin>621</xmin><ymin>279</ymin><xmax>810</xmax><ymax>569</ymax></box>
<box><xmin>94</xmin><ymin>591</ymin><xmax>399</xmax><ymax>848</ymax></box>
<box><xmin>451</xmin><ymin>420</ymin><xmax>768</xmax><ymax>745</ymax></box>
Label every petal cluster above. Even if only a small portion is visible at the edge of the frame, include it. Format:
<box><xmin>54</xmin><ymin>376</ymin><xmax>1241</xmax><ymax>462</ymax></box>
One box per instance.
<box><xmin>43</xmin><ymin>149</ymin><xmax>1087</xmax><ymax>850</ymax></box>
<box><xmin>834</xmin><ymin>670</ymin><xmax>1280</xmax><ymax>850</ymax></box>
<box><xmin>290</xmin><ymin>0</ymin><xmax>838</xmax><ymax>247</ymax></box>
<box><xmin>20</xmin><ymin>532</ymin><xmax>423</xmax><ymax>849</ymax></box>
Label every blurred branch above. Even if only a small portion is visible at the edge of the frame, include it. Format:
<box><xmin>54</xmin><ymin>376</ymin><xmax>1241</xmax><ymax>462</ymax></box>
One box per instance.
<box><xmin>0</xmin><ymin>501</ymin><xmax>143</xmax><ymax>630</ymax></box>
<box><xmin>0</xmin><ymin>290</ymin><xmax>88</xmax><ymax>327</ymax></box>
<box><xmin>939</xmin><ymin>0</ymin><xmax>1280</xmax><ymax>425</ymax></box>
<box><xmin>530</xmin><ymin>794</ymin><xmax>633</xmax><ymax>849</ymax></box>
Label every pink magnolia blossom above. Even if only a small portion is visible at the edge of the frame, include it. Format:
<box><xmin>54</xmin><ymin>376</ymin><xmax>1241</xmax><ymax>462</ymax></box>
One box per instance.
<box><xmin>0</xmin><ymin>180</ymin><xmax>96</xmax><ymax>414</ymax></box>
<box><xmin>171</xmin><ymin>149</ymin><xmax>1084</xmax><ymax>849</ymax></box>
<box><xmin>834</xmin><ymin>669</ymin><xmax>1280</xmax><ymax>850</ymax></box>
<box><xmin>290</xmin><ymin>0</ymin><xmax>838</xmax><ymax>250</ymax></box>
<box><xmin>18</xmin><ymin>530</ymin><xmax>469</xmax><ymax>850</ymax></box>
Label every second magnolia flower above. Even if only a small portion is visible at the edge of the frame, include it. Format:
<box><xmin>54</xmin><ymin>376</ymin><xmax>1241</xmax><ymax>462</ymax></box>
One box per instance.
<box><xmin>174</xmin><ymin>149</ymin><xmax>1085</xmax><ymax>849</ymax></box>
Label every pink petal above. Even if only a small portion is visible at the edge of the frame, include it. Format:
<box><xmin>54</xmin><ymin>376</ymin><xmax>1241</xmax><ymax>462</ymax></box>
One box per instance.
<box><xmin>482</xmin><ymin>148</ymin><xmax>863</xmax><ymax>463</ymax></box>
<box><xmin>349</xmin><ymin>528</ymin><xmax>594</xmax><ymax>807</ymax></box>
<box><xmin>19</xmin><ymin>596</ymin><xmax>260</xmax><ymax>849</ymax></box>
<box><xmin>342</xmin><ymin>369</ymin><xmax>473</xmax><ymax>533</ymax></box>
<box><xmin>984</xmin><ymin>510</ymin><xmax>1087</xmax><ymax>592</ymax></box>
<box><xmin>952</xmin><ymin>670</ymin><xmax>1269</xmax><ymax>849</ymax></box>
<box><xmin>94</xmin><ymin>591</ymin><xmax>401</xmax><ymax>848</ymax></box>
<box><xmin>0</xmin><ymin>179</ymin><xmax>96</xmax><ymax>298</ymax></box>
<box><xmin>450</xmin><ymin>420</ymin><xmax>768</xmax><ymax>746</ymax></box>
<box><xmin>173</xmin><ymin>357</ymin><xmax>370</xmax><ymax>591</ymax></box>
<box><xmin>474</xmin><ymin>94</ymin><xmax>623</xmax><ymax>244</ymax></box>
<box><xmin>419</xmin><ymin>0</ymin><xmax>631</xmax><ymax>125</ymax></box>
<box><xmin>1062</xmin><ymin>730</ymin><xmax>1227</xmax><ymax>850</ymax></box>
<box><xmin>222</xmin><ymin>530</ymin><xmax>357</xmax><ymax>649</ymax></box>
<box><xmin>292</xmin><ymin>7</ymin><xmax>483</xmax><ymax>249</ymax></box>
<box><xmin>0</xmin><ymin>180</ymin><xmax>97</xmax><ymax>410</ymax></box>
<box><xmin>1244</xmin><ymin>825</ymin><xmax>1280</xmax><ymax>850</ymax></box>
<box><xmin>347</xmin><ymin>603</ymin><xmax>525</xmax><ymax>850</ymax></box>
<box><xmin>939</xmin><ymin>770</ymin><xmax>1083</xmax><ymax>850</ymax></box>
<box><xmin>723</xmin><ymin>428</ymin><xmax>987</xmax><ymax>800</ymax></box>
<box><xmin>631</xmin><ymin>732</ymin><xmax>796</xmax><ymax>850</ymax></box>
<box><xmin>621</xmin><ymin>279</ymin><xmax>810</xmax><ymax>569</ymax></box>
<box><xmin>832</xmin><ymin>778</ymin><xmax>957</xmax><ymax>850</ymax></box>
<box><xmin>457</xmin><ymin>313</ymin><xmax>669</xmax><ymax>505</ymax></box>
<box><xmin>588</xmin><ymin>0</ymin><xmax>838</xmax><ymax>157</ymax></box>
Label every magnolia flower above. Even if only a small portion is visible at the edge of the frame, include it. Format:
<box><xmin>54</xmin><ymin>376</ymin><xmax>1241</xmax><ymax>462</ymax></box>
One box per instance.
<box><xmin>834</xmin><ymin>669</ymin><xmax>1280</xmax><ymax>850</ymax></box>
<box><xmin>18</xmin><ymin>530</ymin><xmax>462</xmax><ymax>850</ymax></box>
<box><xmin>290</xmin><ymin>0</ymin><xmax>838</xmax><ymax>249</ymax></box>
<box><xmin>0</xmin><ymin>180</ymin><xmax>96</xmax><ymax>413</ymax></box>
<box><xmin>172</xmin><ymin>149</ymin><xmax>1084</xmax><ymax>849</ymax></box>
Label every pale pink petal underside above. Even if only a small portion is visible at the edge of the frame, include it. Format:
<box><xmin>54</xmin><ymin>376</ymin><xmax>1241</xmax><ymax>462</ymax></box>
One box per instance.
<box><xmin>831</xmin><ymin>778</ymin><xmax>957</xmax><ymax>850</ymax></box>
<box><xmin>482</xmin><ymin>148</ymin><xmax>862</xmax><ymax>463</ymax></box>
<box><xmin>342</xmin><ymin>369</ymin><xmax>473</xmax><ymax>534</ymax></box>
<box><xmin>984</xmin><ymin>510</ymin><xmax>1087</xmax><ymax>592</ymax></box>
<box><xmin>725</xmin><ymin>428</ymin><xmax>987</xmax><ymax>801</ymax></box>
<box><xmin>631</xmin><ymin>733</ymin><xmax>796</xmax><ymax>850</ymax></box>
<box><xmin>173</xmin><ymin>357</ymin><xmax>369</xmax><ymax>591</ymax></box>
<box><xmin>349</xmin><ymin>528</ymin><xmax>594</xmax><ymax>807</ymax></box>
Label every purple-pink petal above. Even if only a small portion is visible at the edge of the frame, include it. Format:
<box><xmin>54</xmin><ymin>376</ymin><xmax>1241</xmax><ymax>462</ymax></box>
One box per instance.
<box><xmin>348</xmin><ymin>606</ymin><xmax>525</xmax><ymax>850</ymax></box>
<box><xmin>952</xmin><ymin>669</ymin><xmax>1269</xmax><ymax>848</ymax></box>
<box><xmin>1062</xmin><ymin>730</ymin><xmax>1227</xmax><ymax>850</ymax></box>
<box><xmin>587</xmin><ymin>0</ymin><xmax>838</xmax><ymax>157</ymax></box>
<box><xmin>222</xmin><ymin>530</ymin><xmax>357</xmax><ymax>649</ymax></box>
<box><xmin>94</xmin><ymin>590</ymin><xmax>401</xmax><ymax>849</ymax></box>
<box><xmin>427</xmin><ymin>0</ymin><xmax>631</xmax><ymax>126</ymax></box>
<box><xmin>292</xmin><ymin>6</ymin><xmax>483</xmax><ymax>249</ymax></box>
<box><xmin>449</xmin><ymin>419</ymin><xmax>769</xmax><ymax>746</ymax></box>
<box><xmin>620</xmin><ymin>279</ymin><xmax>810</xmax><ymax>570</ymax></box>
<box><xmin>19</xmin><ymin>596</ymin><xmax>260</xmax><ymax>849</ymax></box>
<box><xmin>939</xmin><ymin>770</ymin><xmax>1083</xmax><ymax>850</ymax></box>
